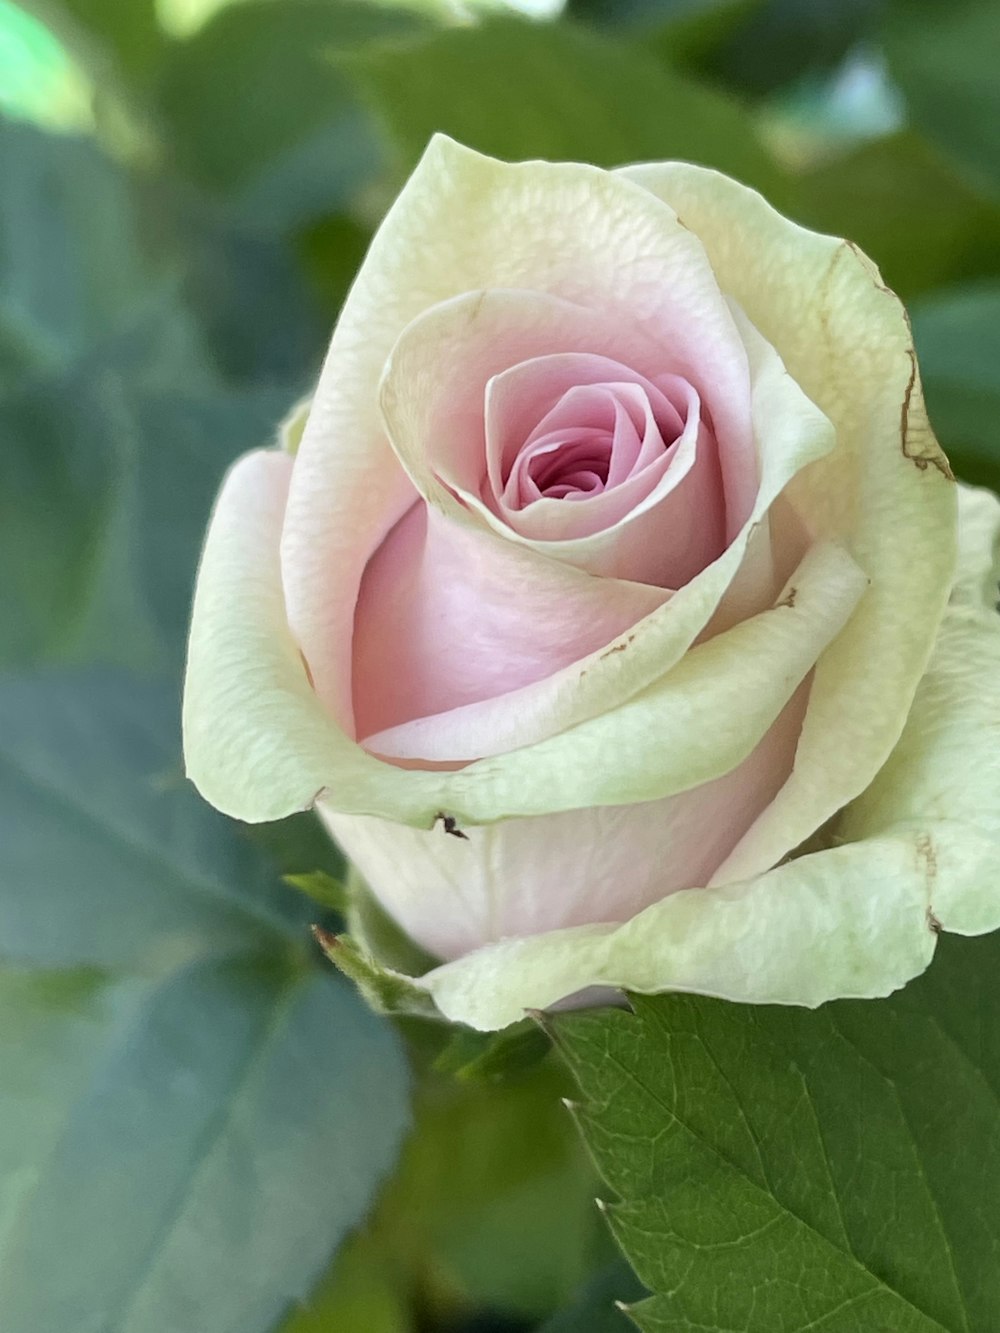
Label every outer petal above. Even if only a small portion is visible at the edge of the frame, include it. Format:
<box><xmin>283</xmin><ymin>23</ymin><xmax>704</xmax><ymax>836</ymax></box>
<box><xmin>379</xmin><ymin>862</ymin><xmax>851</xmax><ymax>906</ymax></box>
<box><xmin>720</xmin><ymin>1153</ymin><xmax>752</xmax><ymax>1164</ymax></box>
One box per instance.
<box><xmin>323</xmin><ymin>689</ymin><xmax>807</xmax><ymax>959</ymax></box>
<box><xmin>409</xmin><ymin>487</ymin><xmax>1000</xmax><ymax>1029</ymax></box>
<box><xmin>618</xmin><ymin>161</ymin><xmax>957</xmax><ymax>885</ymax></box>
<box><xmin>328</xmin><ymin>538</ymin><xmax>867</xmax><ymax>952</ymax></box>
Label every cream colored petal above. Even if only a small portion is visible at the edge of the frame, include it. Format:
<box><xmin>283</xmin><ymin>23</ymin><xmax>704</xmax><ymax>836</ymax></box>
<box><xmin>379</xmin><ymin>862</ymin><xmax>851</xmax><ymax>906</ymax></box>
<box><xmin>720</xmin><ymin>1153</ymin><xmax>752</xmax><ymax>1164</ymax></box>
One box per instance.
<box><xmin>418</xmin><ymin>837</ymin><xmax>939</xmax><ymax>1030</ymax></box>
<box><xmin>412</xmin><ymin>498</ymin><xmax>1000</xmax><ymax>1029</ymax></box>
<box><xmin>183</xmin><ymin>457</ymin><xmax>862</xmax><ymax>828</ymax></box>
<box><xmin>951</xmin><ymin>482</ymin><xmax>1000</xmax><ymax>609</ymax></box>
<box><xmin>619</xmin><ymin>162</ymin><xmax>957</xmax><ymax>884</ymax></box>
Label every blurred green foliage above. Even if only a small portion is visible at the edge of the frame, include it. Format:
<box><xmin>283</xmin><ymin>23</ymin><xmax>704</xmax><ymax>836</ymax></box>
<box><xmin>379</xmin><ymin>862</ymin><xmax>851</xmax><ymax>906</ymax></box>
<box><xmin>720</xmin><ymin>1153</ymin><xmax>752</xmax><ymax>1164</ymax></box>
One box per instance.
<box><xmin>2</xmin><ymin>0</ymin><xmax>1000</xmax><ymax>1329</ymax></box>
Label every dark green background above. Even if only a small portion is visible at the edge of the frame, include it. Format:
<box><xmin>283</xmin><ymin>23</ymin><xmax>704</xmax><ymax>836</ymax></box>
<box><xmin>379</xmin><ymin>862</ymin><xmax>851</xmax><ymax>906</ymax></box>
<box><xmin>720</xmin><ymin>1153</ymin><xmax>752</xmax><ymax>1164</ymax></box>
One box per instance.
<box><xmin>2</xmin><ymin>0</ymin><xmax>1000</xmax><ymax>1329</ymax></box>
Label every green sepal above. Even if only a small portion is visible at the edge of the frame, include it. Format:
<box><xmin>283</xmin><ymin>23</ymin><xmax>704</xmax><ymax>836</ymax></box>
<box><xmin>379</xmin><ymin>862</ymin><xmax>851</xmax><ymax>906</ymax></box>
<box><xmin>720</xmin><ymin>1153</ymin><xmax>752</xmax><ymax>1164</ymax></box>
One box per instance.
<box><xmin>312</xmin><ymin>927</ymin><xmax>442</xmax><ymax>1022</ymax></box>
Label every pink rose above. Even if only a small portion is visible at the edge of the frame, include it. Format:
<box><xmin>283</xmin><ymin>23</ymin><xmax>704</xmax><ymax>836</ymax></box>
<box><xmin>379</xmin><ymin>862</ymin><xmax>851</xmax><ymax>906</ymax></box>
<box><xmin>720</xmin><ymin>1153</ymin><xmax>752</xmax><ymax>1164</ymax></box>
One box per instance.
<box><xmin>185</xmin><ymin>137</ymin><xmax>1000</xmax><ymax>1030</ymax></box>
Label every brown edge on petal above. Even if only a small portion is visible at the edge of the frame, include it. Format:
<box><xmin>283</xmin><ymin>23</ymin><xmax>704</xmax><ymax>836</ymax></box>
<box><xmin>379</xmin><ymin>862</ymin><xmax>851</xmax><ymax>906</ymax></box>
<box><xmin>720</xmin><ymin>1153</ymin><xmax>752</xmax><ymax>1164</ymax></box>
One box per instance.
<box><xmin>827</xmin><ymin>241</ymin><xmax>954</xmax><ymax>481</ymax></box>
<box><xmin>899</xmin><ymin>346</ymin><xmax>955</xmax><ymax>481</ymax></box>
<box><xmin>301</xmin><ymin>785</ymin><xmax>327</xmax><ymax>813</ymax></box>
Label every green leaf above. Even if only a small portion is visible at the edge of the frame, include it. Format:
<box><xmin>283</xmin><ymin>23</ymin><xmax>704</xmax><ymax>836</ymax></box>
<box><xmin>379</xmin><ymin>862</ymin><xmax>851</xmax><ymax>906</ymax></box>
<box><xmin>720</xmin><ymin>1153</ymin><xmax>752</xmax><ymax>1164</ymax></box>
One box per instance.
<box><xmin>707</xmin><ymin>0</ymin><xmax>883</xmax><ymax>97</ymax></box>
<box><xmin>0</xmin><ymin>117</ymin><xmax>160</xmax><ymax>381</ymax></box>
<box><xmin>911</xmin><ymin>282</ymin><xmax>1000</xmax><ymax>490</ymax></box>
<box><xmin>171</xmin><ymin>201</ymin><xmax>328</xmax><ymax>374</ymax></box>
<box><xmin>551</xmin><ymin>932</ymin><xmax>1000</xmax><ymax>1332</ymax></box>
<box><xmin>0</xmin><ymin>669</ymin><xmax>320</xmax><ymax>968</ymax></box>
<box><xmin>539</xmin><ymin>1263</ymin><xmax>644</xmax><ymax>1333</ymax></box>
<box><xmin>345</xmin><ymin>18</ymin><xmax>788</xmax><ymax>205</ymax></box>
<box><xmin>384</xmin><ymin>1061</ymin><xmax>610</xmax><ymax>1318</ymax></box>
<box><xmin>15</xmin><ymin>0</ymin><xmax>163</xmax><ymax>93</ymax></box>
<box><xmin>884</xmin><ymin>0</ymin><xmax>1000</xmax><ymax>200</ymax></box>
<box><xmin>285</xmin><ymin>870</ymin><xmax>350</xmax><ymax>915</ymax></box>
<box><xmin>791</xmin><ymin>131</ymin><xmax>1000</xmax><ymax>301</ymax></box>
<box><xmin>568</xmin><ymin>0</ymin><xmax>758</xmax><ymax>58</ymax></box>
<box><xmin>119</xmin><ymin>385</ymin><xmax>297</xmax><ymax>663</ymax></box>
<box><xmin>280</xmin><ymin>1231</ymin><xmax>412</xmax><ymax>1333</ymax></box>
<box><xmin>3</xmin><ymin>319</ymin><xmax>293</xmax><ymax>666</ymax></box>
<box><xmin>0</xmin><ymin>956</ymin><xmax>410</xmax><ymax>1333</ymax></box>
<box><xmin>156</xmin><ymin>0</ymin><xmax>424</xmax><ymax>216</ymax></box>
<box><xmin>0</xmin><ymin>365</ymin><xmax>140</xmax><ymax>667</ymax></box>
<box><xmin>433</xmin><ymin>1020</ymin><xmax>552</xmax><ymax>1083</ymax></box>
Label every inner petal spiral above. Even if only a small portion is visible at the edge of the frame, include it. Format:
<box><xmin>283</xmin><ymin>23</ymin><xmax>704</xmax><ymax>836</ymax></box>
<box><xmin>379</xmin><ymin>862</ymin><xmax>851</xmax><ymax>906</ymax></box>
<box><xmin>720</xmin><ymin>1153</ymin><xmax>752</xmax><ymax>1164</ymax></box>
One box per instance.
<box><xmin>501</xmin><ymin>379</ymin><xmax>686</xmax><ymax>511</ymax></box>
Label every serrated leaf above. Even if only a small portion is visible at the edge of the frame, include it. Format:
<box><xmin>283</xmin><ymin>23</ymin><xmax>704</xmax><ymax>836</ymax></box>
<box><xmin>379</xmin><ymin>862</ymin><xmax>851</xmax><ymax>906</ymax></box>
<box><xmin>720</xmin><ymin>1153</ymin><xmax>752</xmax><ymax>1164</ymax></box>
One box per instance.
<box><xmin>551</xmin><ymin>932</ymin><xmax>1000</xmax><ymax>1332</ymax></box>
<box><xmin>0</xmin><ymin>669</ymin><xmax>318</xmax><ymax>968</ymax></box>
<box><xmin>345</xmin><ymin>18</ymin><xmax>787</xmax><ymax>205</ymax></box>
<box><xmin>0</xmin><ymin>957</ymin><xmax>410</xmax><ymax>1333</ymax></box>
<box><xmin>539</xmin><ymin>1262</ymin><xmax>644</xmax><ymax>1332</ymax></box>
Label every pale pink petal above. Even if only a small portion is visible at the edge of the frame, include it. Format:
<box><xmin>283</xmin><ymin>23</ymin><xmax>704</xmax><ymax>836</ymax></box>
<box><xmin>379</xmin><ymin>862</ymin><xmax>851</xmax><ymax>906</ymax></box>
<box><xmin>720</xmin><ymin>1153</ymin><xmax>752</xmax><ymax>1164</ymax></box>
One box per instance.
<box><xmin>352</xmin><ymin>502</ymin><xmax>670</xmax><ymax>742</ymax></box>
<box><xmin>284</xmin><ymin>140</ymin><xmax>754</xmax><ymax>731</ymax></box>
<box><xmin>382</xmin><ymin>294</ymin><xmax>728</xmax><ymax>586</ymax></box>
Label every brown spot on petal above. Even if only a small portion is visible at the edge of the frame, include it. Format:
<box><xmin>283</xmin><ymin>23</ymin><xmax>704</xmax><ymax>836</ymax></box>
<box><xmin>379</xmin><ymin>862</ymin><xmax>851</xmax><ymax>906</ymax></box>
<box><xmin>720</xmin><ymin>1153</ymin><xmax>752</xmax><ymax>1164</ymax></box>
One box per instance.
<box><xmin>777</xmin><ymin>586</ymin><xmax>798</xmax><ymax>609</ymax></box>
<box><xmin>927</xmin><ymin>909</ymin><xmax>943</xmax><ymax>936</ymax></box>
<box><xmin>434</xmin><ymin>811</ymin><xmax>469</xmax><ymax>840</ymax></box>
<box><xmin>916</xmin><ymin>831</ymin><xmax>938</xmax><ymax>884</ymax></box>
<box><xmin>599</xmin><ymin>633</ymin><xmax>636</xmax><ymax>661</ymax></box>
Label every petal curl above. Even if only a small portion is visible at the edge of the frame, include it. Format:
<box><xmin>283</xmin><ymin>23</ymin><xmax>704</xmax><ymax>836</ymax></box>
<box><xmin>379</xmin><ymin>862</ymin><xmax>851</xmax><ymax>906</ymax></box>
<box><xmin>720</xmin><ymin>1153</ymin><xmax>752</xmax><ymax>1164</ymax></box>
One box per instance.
<box><xmin>183</xmin><ymin>454</ymin><xmax>861</xmax><ymax>826</ymax></box>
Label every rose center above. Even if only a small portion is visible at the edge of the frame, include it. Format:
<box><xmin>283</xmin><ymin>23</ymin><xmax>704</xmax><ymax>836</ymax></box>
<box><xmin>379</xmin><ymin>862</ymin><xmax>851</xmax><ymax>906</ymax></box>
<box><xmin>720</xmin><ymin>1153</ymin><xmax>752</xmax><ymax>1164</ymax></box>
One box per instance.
<box><xmin>501</xmin><ymin>379</ymin><xmax>687</xmax><ymax>512</ymax></box>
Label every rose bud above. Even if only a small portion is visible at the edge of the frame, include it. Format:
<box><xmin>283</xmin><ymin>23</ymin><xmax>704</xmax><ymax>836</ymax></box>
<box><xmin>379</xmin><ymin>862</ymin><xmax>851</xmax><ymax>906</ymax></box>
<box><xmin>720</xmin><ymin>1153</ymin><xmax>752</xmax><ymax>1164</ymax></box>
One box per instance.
<box><xmin>184</xmin><ymin>137</ymin><xmax>1000</xmax><ymax>1030</ymax></box>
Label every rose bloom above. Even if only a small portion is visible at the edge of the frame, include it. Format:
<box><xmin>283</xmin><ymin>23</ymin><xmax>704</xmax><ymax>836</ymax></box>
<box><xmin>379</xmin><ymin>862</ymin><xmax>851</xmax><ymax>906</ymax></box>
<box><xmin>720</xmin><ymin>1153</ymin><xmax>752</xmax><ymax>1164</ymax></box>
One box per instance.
<box><xmin>184</xmin><ymin>137</ymin><xmax>1000</xmax><ymax>1030</ymax></box>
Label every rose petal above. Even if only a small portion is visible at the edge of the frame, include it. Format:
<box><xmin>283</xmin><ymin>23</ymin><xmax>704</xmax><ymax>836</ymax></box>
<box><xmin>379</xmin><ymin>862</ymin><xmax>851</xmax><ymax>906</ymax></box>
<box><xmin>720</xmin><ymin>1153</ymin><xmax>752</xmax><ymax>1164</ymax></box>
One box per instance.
<box><xmin>380</xmin><ymin>299</ymin><xmax>728</xmax><ymax>589</ymax></box>
<box><xmin>333</xmin><ymin>533</ymin><xmax>866</xmax><ymax>816</ymax></box>
<box><xmin>282</xmin><ymin>136</ymin><xmax>753</xmax><ymax>731</ymax></box>
<box><xmin>410</xmin><ymin>486</ymin><xmax>1000</xmax><ymax>1027</ymax></box>
<box><xmin>351</xmin><ymin>502</ymin><xmax>670</xmax><ymax>741</ymax></box>
<box><xmin>620</xmin><ymin>161</ymin><xmax>957</xmax><ymax>884</ymax></box>
<box><xmin>324</xmin><ymin>687</ymin><xmax>807</xmax><ymax>959</ymax></box>
<box><xmin>185</xmin><ymin>272</ymin><xmax>835</xmax><ymax>806</ymax></box>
